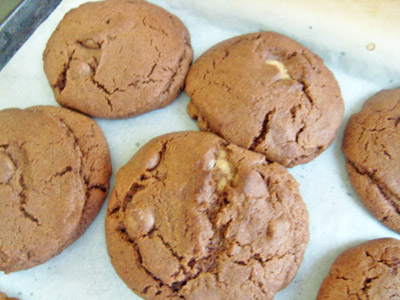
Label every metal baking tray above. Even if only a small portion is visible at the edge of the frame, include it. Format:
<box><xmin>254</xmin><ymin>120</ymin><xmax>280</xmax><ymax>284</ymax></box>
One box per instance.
<box><xmin>0</xmin><ymin>0</ymin><xmax>61</xmax><ymax>71</ymax></box>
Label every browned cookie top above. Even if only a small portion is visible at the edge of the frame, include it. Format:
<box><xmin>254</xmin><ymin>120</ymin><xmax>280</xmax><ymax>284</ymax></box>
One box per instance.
<box><xmin>106</xmin><ymin>131</ymin><xmax>309</xmax><ymax>300</ymax></box>
<box><xmin>317</xmin><ymin>238</ymin><xmax>400</xmax><ymax>300</ymax></box>
<box><xmin>185</xmin><ymin>31</ymin><xmax>344</xmax><ymax>167</ymax></box>
<box><xmin>0</xmin><ymin>106</ymin><xmax>111</xmax><ymax>273</ymax></box>
<box><xmin>43</xmin><ymin>0</ymin><xmax>193</xmax><ymax>119</ymax></box>
<box><xmin>343</xmin><ymin>88</ymin><xmax>400</xmax><ymax>233</ymax></box>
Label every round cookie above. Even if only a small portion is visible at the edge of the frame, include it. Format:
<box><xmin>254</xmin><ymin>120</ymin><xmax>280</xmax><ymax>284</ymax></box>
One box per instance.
<box><xmin>343</xmin><ymin>88</ymin><xmax>400</xmax><ymax>233</ymax></box>
<box><xmin>185</xmin><ymin>31</ymin><xmax>344</xmax><ymax>167</ymax></box>
<box><xmin>43</xmin><ymin>0</ymin><xmax>193</xmax><ymax>119</ymax></box>
<box><xmin>316</xmin><ymin>238</ymin><xmax>400</xmax><ymax>300</ymax></box>
<box><xmin>106</xmin><ymin>131</ymin><xmax>309</xmax><ymax>300</ymax></box>
<box><xmin>0</xmin><ymin>106</ymin><xmax>112</xmax><ymax>273</ymax></box>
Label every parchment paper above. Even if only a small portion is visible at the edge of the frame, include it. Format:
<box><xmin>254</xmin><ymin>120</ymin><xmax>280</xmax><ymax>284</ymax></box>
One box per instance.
<box><xmin>0</xmin><ymin>1</ymin><xmax>399</xmax><ymax>299</ymax></box>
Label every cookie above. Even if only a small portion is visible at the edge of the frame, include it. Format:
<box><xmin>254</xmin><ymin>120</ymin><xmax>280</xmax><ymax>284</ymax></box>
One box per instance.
<box><xmin>43</xmin><ymin>0</ymin><xmax>193</xmax><ymax>119</ymax></box>
<box><xmin>0</xmin><ymin>292</ymin><xmax>19</xmax><ymax>300</ymax></box>
<box><xmin>185</xmin><ymin>31</ymin><xmax>344</xmax><ymax>167</ymax></box>
<box><xmin>106</xmin><ymin>131</ymin><xmax>309</xmax><ymax>300</ymax></box>
<box><xmin>343</xmin><ymin>88</ymin><xmax>400</xmax><ymax>233</ymax></box>
<box><xmin>0</xmin><ymin>106</ymin><xmax>112</xmax><ymax>273</ymax></box>
<box><xmin>316</xmin><ymin>238</ymin><xmax>400</xmax><ymax>299</ymax></box>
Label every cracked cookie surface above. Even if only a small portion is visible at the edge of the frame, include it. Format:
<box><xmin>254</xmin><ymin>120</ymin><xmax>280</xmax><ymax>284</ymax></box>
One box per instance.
<box><xmin>185</xmin><ymin>31</ymin><xmax>344</xmax><ymax>167</ymax></box>
<box><xmin>105</xmin><ymin>131</ymin><xmax>309</xmax><ymax>300</ymax></box>
<box><xmin>317</xmin><ymin>238</ymin><xmax>400</xmax><ymax>300</ymax></box>
<box><xmin>0</xmin><ymin>106</ymin><xmax>111</xmax><ymax>273</ymax></box>
<box><xmin>343</xmin><ymin>88</ymin><xmax>400</xmax><ymax>233</ymax></box>
<box><xmin>43</xmin><ymin>0</ymin><xmax>193</xmax><ymax>119</ymax></box>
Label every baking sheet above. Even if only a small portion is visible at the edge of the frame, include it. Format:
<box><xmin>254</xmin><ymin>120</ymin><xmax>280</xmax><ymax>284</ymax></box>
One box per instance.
<box><xmin>0</xmin><ymin>0</ymin><xmax>62</xmax><ymax>71</ymax></box>
<box><xmin>0</xmin><ymin>0</ymin><xmax>399</xmax><ymax>299</ymax></box>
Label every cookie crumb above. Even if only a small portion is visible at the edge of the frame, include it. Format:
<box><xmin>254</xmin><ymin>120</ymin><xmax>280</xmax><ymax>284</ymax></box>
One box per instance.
<box><xmin>366</xmin><ymin>42</ymin><xmax>376</xmax><ymax>51</ymax></box>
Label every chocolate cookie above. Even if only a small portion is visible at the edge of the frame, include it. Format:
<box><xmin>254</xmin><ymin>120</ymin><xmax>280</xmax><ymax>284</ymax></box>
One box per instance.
<box><xmin>185</xmin><ymin>31</ymin><xmax>344</xmax><ymax>167</ymax></box>
<box><xmin>0</xmin><ymin>292</ymin><xmax>19</xmax><ymax>300</ymax></box>
<box><xmin>0</xmin><ymin>106</ymin><xmax>112</xmax><ymax>273</ymax></box>
<box><xmin>106</xmin><ymin>131</ymin><xmax>309</xmax><ymax>300</ymax></box>
<box><xmin>43</xmin><ymin>0</ymin><xmax>193</xmax><ymax>119</ymax></box>
<box><xmin>316</xmin><ymin>238</ymin><xmax>400</xmax><ymax>299</ymax></box>
<box><xmin>343</xmin><ymin>88</ymin><xmax>400</xmax><ymax>233</ymax></box>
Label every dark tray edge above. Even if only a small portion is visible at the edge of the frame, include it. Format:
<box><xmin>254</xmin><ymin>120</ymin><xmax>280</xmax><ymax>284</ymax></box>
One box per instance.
<box><xmin>0</xmin><ymin>0</ymin><xmax>62</xmax><ymax>71</ymax></box>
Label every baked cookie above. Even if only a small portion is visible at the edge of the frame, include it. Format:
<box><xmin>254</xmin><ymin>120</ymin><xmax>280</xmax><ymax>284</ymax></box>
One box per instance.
<box><xmin>343</xmin><ymin>88</ymin><xmax>400</xmax><ymax>233</ymax></box>
<box><xmin>0</xmin><ymin>106</ymin><xmax>112</xmax><ymax>273</ymax></box>
<box><xmin>106</xmin><ymin>131</ymin><xmax>309</xmax><ymax>300</ymax></box>
<box><xmin>43</xmin><ymin>0</ymin><xmax>193</xmax><ymax>119</ymax></box>
<box><xmin>0</xmin><ymin>292</ymin><xmax>19</xmax><ymax>300</ymax></box>
<box><xmin>185</xmin><ymin>31</ymin><xmax>344</xmax><ymax>167</ymax></box>
<box><xmin>316</xmin><ymin>238</ymin><xmax>400</xmax><ymax>299</ymax></box>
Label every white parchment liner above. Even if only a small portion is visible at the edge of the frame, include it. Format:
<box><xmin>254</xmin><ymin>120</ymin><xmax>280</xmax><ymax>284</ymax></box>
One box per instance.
<box><xmin>0</xmin><ymin>1</ymin><xmax>399</xmax><ymax>299</ymax></box>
